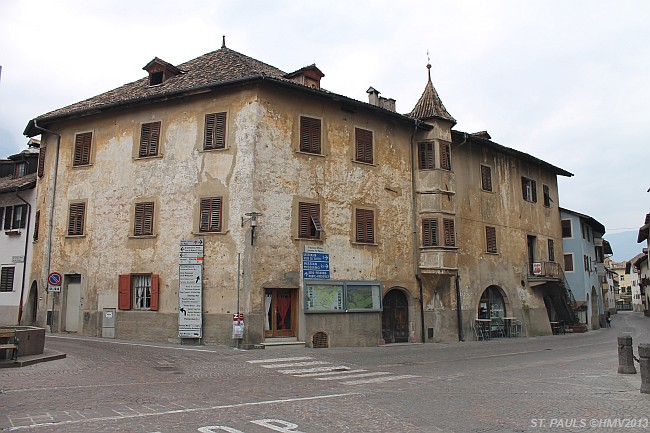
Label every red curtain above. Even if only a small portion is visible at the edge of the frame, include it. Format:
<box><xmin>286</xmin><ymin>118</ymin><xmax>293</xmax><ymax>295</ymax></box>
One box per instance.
<box><xmin>277</xmin><ymin>293</ymin><xmax>291</xmax><ymax>329</ymax></box>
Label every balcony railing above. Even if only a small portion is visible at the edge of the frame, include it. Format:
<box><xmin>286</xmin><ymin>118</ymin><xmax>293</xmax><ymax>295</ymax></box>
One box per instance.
<box><xmin>528</xmin><ymin>261</ymin><xmax>563</xmax><ymax>280</ymax></box>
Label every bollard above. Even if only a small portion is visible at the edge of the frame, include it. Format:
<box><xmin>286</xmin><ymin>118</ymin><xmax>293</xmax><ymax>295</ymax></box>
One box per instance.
<box><xmin>639</xmin><ymin>343</ymin><xmax>650</xmax><ymax>394</ymax></box>
<box><xmin>618</xmin><ymin>334</ymin><xmax>637</xmax><ymax>374</ymax></box>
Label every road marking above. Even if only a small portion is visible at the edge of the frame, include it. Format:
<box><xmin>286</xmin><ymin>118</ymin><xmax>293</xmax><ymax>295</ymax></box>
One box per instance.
<box><xmin>246</xmin><ymin>356</ymin><xmax>313</xmax><ymax>364</ymax></box>
<box><xmin>4</xmin><ymin>393</ymin><xmax>359</xmax><ymax>431</ymax></box>
<box><xmin>342</xmin><ymin>374</ymin><xmax>419</xmax><ymax>385</ymax></box>
<box><xmin>316</xmin><ymin>371</ymin><xmax>391</xmax><ymax>381</ymax></box>
<box><xmin>277</xmin><ymin>366</ymin><xmax>351</xmax><ymax>374</ymax></box>
<box><xmin>296</xmin><ymin>369</ymin><xmax>366</xmax><ymax>377</ymax></box>
<box><xmin>260</xmin><ymin>361</ymin><xmax>329</xmax><ymax>368</ymax></box>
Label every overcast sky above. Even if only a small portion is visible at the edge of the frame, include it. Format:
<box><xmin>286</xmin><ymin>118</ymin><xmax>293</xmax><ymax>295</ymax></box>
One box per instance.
<box><xmin>1</xmin><ymin>0</ymin><xmax>648</xmax><ymax>242</ymax></box>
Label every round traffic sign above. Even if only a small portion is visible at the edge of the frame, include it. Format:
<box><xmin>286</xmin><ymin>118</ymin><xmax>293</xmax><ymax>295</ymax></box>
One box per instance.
<box><xmin>48</xmin><ymin>272</ymin><xmax>62</xmax><ymax>286</ymax></box>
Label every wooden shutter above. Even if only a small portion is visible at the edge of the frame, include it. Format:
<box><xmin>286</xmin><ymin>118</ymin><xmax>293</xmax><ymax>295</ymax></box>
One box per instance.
<box><xmin>531</xmin><ymin>180</ymin><xmax>537</xmax><ymax>202</ymax></box>
<box><xmin>481</xmin><ymin>165</ymin><xmax>492</xmax><ymax>191</ymax></box>
<box><xmin>422</xmin><ymin>218</ymin><xmax>438</xmax><ymax>247</ymax></box>
<box><xmin>418</xmin><ymin>142</ymin><xmax>434</xmax><ymax>169</ymax></box>
<box><xmin>548</xmin><ymin>239</ymin><xmax>555</xmax><ymax>262</ymax></box>
<box><xmin>298</xmin><ymin>202</ymin><xmax>320</xmax><ymax>239</ymax></box>
<box><xmin>486</xmin><ymin>226</ymin><xmax>497</xmax><ymax>253</ymax></box>
<box><xmin>34</xmin><ymin>210</ymin><xmax>40</xmax><ymax>241</ymax></box>
<box><xmin>68</xmin><ymin>203</ymin><xmax>85</xmax><ymax>236</ymax></box>
<box><xmin>118</xmin><ymin>274</ymin><xmax>132</xmax><ymax>310</ymax></box>
<box><xmin>300</xmin><ymin>116</ymin><xmax>322</xmax><ymax>154</ymax></box>
<box><xmin>204</xmin><ymin>112</ymin><xmax>226</xmax><ymax>150</ymax></box>
<box><xmin>37</xmin><ymin>146</ymin><xmax>46</xmax><ymax>177</ymax></box>
<box><xmin>440</xmin><ymin>143</ymin><xmax>451</xmax><ymax>170</ymax></box>
<box><xmin>139</xmin><ymin>122</ymin><xmax>161</xmax><ymax>157</ymax></box>
<box><xmin>150</xmin><ymin>274</ymin><xmax>159</xmax><ymax>311</ymax></box>
<box><xmin>543</xmin><ymin>184</ymin><xmax>550</xmax><ymax>207</ymax></box>
<box><xmin>4</xmin><ymin>206</ymin><xmax>12</xmax><ymax>230</ymax></box>
<box><xmin>73</xmin><ymin>132</ymin><xmax>92</xmax><ymax>166</ymax></box>
<box><xmin>200</xmin><ymin>197</ymin><xmax>222</xmax><ymax>232</ymax></box>
<box><xmin>355</xmin><ymin>208</ymin><xmax>374</xmax><ymax>243</ymax></box>
<box><xmin>355</xmin><ymin>128</ymin><xmax>373</xmax><ymax>164</ymax></box>
<box><xmin>443</xmin><ymin>218</ymin><xmax>456</xmax><ymax>247</ymax></box>
<box><xmin>17</xmin><ymin>204</ymin><xmax>28</xmax><ymax>229</ymax></box>
<box><xmin>0</xmin><ymin>267</ymin><xmax>15</xmax><ymax>292</ymax></box>
<box><xmin>134</xmin><ymin>202</ymin><xmax>154</xmax><ymax>236</ymax></box>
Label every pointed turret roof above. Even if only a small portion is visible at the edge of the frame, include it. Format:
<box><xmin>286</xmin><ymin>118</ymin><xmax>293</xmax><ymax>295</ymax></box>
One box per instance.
<box><xmin>409</xmin><ymin>63</ymin><xmax>455</xmax><ymax>125</ymax></box>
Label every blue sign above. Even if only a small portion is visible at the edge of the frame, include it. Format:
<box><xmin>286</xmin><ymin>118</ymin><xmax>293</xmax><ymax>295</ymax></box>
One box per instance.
<box><xmin>48</xmin><ymin>272</ymin><xmax>62</xmax><ymax>286</ymax></box>
<box><xmin>303</xmin><ymin>261</ymin><xmax>330</xmax><ymax>271</ymax></box>
<box><xmin>303</xmin><ymin>269</ymin><xmax>331</xmax><ymax>279</ymax></box>
<box><xmin>302</xmin><ymin>252</ymin><xmax>329</xmax><ymax>261</ymax></box>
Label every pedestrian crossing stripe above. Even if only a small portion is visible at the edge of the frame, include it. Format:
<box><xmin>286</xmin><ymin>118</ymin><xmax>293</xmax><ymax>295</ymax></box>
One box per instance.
<box><xmin>247</xmin><ymin>356</ymin><xmax>313</xmax><ymax>364</ymax></box>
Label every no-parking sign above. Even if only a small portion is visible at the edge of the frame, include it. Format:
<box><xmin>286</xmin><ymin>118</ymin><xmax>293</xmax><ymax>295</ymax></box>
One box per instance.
<box><xmin>48</xmin><ymin>272</ymin><xmax>62</xmax><ymax>292</ymax></box>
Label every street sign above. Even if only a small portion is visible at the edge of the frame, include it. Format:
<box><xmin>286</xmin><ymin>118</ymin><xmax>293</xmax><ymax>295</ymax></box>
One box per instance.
<box><xmin>11</xmin><ymin>255</ymin><xmax>24</xmax><ymax>263</ymax></box>
<box><xmin>304</xmin><ymin>245</ymin><xmax>326</xmax><ymax>253</ymax></box>
<box><xmin>48</xmin><ymin>272</ymin><xmax>62</xmax><ymax>292</ymax></box>
<box><xmin>179</xmin><ymin>264</ymin><xmax>203</xmax><ymax>338</ymax></box>
<box><xmin>180</xmin><ymin>239</ymin><xmax>204</xmax><ymax>265</ymax></box>
<box><xmin>302</xmin><ymin>252</ymin><xmax>330</xmax><ymax>279</ymax></box>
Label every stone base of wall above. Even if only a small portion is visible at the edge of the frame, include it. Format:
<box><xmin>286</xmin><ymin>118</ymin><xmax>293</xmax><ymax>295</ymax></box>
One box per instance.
<box><xmin>304</xmin><ymin>312</ymin><xmax>381</xmax><ymax>347</ymax></box>
<box><xmin>0</xmin><ymin>306</ymin><xmax>18</xmax><ymax>327</ymax></box>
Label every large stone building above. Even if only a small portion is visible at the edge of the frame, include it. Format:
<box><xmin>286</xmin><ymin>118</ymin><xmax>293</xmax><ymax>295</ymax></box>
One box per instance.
<box><xmin>23</xmin><ymin>44</ymin><xmax>575</xmax><ymax>346</ymax></box>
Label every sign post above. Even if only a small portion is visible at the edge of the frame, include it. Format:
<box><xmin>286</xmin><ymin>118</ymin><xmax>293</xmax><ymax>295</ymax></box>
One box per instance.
<box><xmin>179</xmin><ymin>240</ymin><xmax>204</xmax><ymax>338</ymax></box>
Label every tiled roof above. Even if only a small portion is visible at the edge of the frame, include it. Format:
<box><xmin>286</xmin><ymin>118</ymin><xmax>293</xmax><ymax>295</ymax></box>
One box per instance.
<box><xmin>0</xmin><ymin>173</ymin><xmax>37</xmax><ymax>194</ymax></box>
<box><xmin>29</xmin><ymin>47</ymin><xmax>288</xmax><ymax>125</ymax></box>
<box><xmin>409</xmin><ymin>65</ymin><xmax>455</xmax><ymax>124</ymax></box>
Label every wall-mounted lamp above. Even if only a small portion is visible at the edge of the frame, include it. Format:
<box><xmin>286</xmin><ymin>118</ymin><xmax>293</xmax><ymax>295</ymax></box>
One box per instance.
<box><xmin>242</xmin><ymin>212</ymin><xmax>262</xmax><ymax>245</ymax></box>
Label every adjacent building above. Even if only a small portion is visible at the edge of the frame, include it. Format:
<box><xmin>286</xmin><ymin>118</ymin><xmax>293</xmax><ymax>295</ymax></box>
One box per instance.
<box><xmin>559</xmin><ymin>208</ymin><xmax>609</xmax><ymax>328</ymax></box>
<box><xmin>23</xmin><ymin>44</ymin><xmax>576</xmax><ymax>346</ymax></box>
<box><xmin>0</xmin><ymin>140</ymin><xmax>39</xmax><ymax>326</ymax></box>
<box><xmin>638</xmin><ymin>213</ymin><xmax>650</xmax><ymax>316</ymax></box>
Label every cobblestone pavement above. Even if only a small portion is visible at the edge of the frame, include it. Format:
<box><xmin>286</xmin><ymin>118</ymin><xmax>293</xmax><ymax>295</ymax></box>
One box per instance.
<box><xmin>1</xmin><ymin>311</ymin><xmax>649</xmax><ymax>432</ymax></box>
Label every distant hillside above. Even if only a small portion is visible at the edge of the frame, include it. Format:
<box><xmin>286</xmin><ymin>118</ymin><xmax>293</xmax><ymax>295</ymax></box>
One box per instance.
<box><xmin>605</xmin><ymin>230</ymin><xmax>645</xmax><ymax>262</ymax></box>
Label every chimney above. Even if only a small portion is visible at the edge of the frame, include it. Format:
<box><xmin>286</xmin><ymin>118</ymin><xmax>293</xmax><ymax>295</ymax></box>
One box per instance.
<box><xmin>367</xmin><ymin>87</ymin><xmax>396</xmax><ymax>112</ymax></box>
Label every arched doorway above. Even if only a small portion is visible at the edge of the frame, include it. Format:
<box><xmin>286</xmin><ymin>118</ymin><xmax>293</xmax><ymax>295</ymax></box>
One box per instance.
<box><xmin>478</xmin><ymin>285</ymin><xmax>506</xmax><ymax>319</ymax></box>
<box><xmin>22</xmin><ymin>281</ymin><xmax>38</xmax><ymax>326</ymax></box>
<box><xmin>382</xmin><ymin>289</ymin><xmax>409</xmax><ymax>343</ymax></box>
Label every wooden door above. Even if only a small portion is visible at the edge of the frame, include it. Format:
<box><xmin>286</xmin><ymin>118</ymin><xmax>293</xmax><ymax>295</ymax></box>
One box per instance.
<box><xmin>264</xmin><ymin>289</ymin><xmax>297</xmax><ymax>338</ymax></box>
<box><xmin>382</xmin><ymin>290</ymin><xmax>409</xmax><ymax>343</ymax></box>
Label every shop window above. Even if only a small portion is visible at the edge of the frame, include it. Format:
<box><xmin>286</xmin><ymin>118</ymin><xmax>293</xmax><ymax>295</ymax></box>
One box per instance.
<box><xmin>118</xmin><ymin>274</ymin><xmax>159</xmax><ymax>310</ymax></box>
<box><xmin>478</xmin><ymin>286</ymin><xmax>506</xmax><ymax>319</ymax></box>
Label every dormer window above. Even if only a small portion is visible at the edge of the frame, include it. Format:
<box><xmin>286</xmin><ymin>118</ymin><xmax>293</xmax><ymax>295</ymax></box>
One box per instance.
<box><xmin>14</xmin><ymin>162</ymin><xmax>27</xmax><ymax>177</ymax></box>
<box><xmin>143</xmin><ymin>57</ymin><xmax>182</xmax><ymax>87</ymax></box>
<box><xmin>284</xmin><ymin>65</ymin><xmax>324</xmax><ymax>90</ymax></box>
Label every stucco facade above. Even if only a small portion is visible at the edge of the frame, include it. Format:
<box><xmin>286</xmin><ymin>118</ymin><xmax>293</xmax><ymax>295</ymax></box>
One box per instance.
<box><xmin>25</xmin><ymin>46</ymin><xmax>575</xmax><ymax>346</ymax></box>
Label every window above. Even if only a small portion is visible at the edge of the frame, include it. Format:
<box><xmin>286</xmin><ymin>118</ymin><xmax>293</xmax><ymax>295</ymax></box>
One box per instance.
<box><xmin>481</xmin><ymin>165</ymin><xmax>492</xmax><ymax>191</ymax></box>
<box><xmin>138</xmin><ymin>122</ymin><xmax>161</xmax><ymax>157</ymax></box>
<box><xmin>443</xmin><ymin>218</ymin><xmax>456</xmax><ymax>247</ymax></box>
<box><xmin>521</xmin><ymin>177</ymin><xmax>537</xmax><ymax>202</ymax></box>
<box><xmin>355</xmin><ymin>208</ymin><xmax>375</xmax><ymax>244</ymax></box>
<box><xmin>564</xmin><ymin>253</ymin><xmax>574</xmax><ymax>272</ymax></box>
<box><xmin>440</xmin><ymin>142</ymin><xmax>451</xmax><ymax>170</ymax></box>
<box><xmin>134</xmin><ymin>202</ymin><xmax>154</xmax><ymax>236</ymax></box>
<box><xmin>67</xmin><ymin>202</ymin><xmax>85</xmax><ymax>236</ymax></box>
<box><xmin>204</xmin><ymin>112</ymin><xmax>226</xmax><ymax>150</ymax></box>
<box><xmin>73</xmin><ymin>132</ymin><xmax>92</xmax><ymax>166</ymax></box>
<box><xmin>543</xmin><ymin>184</ymin><xmax>551</xmax><ymax>207</ymax></box>
<box><xmin>118</xmin><ymin>274</ymin><xmax>159</xmax><ymax>310</ymax></box>
<box><xmin>33</xmin><ymin>210</ymin><xmax>40</xmax><ymax>241</ymax></box>
<box><xmin>561</xmin><ymin>219</ymin><xmax>572</xmax><ymax>238</ymax></box>
<box><xmin>355</xmin><ymin>128</ymin><xmax>373</xmax><ymax>164</ymax></box>
<box><xmin>418</xmin><ymin>141</ymin><xmax>434</xmax><ymax>169</ymax></box>
<box><xmin>2</xmin><ymin>204</ymin><xmax>28</xmax><ymax>231</ymax></box>
<box><xmin>422</xmin><ymin>218</ymin><xmax>438</xmax><ymax>247</ymax></box>
<box><xmin>548</xmin><ymin>239</ymin><xmax>555</xmax><ymax>262</ymax></box>
<box><xmin>0</xmin><ymin>267</ymin><xmax>15</xmax><ymax>292</ymax></box>
<box><xmin>37</xmin><ymin>146</ymin><xmax>46</xmax><ymax>178</ymax></box>
<box><xmin>581</xmin><ymin>221</ymin><xmax>588</xmax><ymax>239</ymax></box>
<box><xmin>298</xmin><ymin>202</ymin><xmax>322</xmax><ymax>239</ymax></box>
<box><xmin>14</xmin><ymin>162</ymin><xmax>27</xmax><ymax>177</ymax></box>
<box><xmin>299</xmin><ymin>116</ymin><xmax>321</xmax><ymax>154</ymax></box>
<box><xmin>149</xmin><ymin>71</ymin><xmax>163</xmax><ymax>86</ymax></box>
<box><xmin>486</xmin><ymin>226</ymin><xmax>497</xmax><ymax>253</ymax></box>
<box><xmin>199</xmin><ymin>197</ymin><xmax>222</xmax><ymax>232</ymax></box>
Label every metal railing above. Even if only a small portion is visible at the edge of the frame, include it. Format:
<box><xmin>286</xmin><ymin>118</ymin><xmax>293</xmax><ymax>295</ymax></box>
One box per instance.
<box><xmin>528</xmin><ymin>261</ymin><xmax>579</xmax><ymax>324</ymax></box>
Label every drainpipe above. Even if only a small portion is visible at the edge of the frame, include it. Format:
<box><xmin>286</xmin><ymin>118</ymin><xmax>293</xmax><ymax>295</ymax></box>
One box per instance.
<box><xmin>15</xmin><ymin>189</ymin><xmax>31</xmax><ymax>325</ymax></box>
<box><xmin>31</xmin><ymin>120</ymin><xmax>61</xmax><ymax>331</ymax></box>
<box><xmin>409</xmin><ymin>120</ymin><xmax>426</xmax><ymax>343</ymax></box>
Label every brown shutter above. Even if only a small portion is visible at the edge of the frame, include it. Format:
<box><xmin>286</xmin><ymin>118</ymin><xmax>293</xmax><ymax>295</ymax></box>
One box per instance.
<box><xmin>355</xmin><ymin>128</ymin><xmax>373</xmax><ymax>164</ymax></box>
<box><xmin>68</xmin><ymin>203</ymin><xmax>85</xmax><ymax>236</ymax></box>
<box><xmin>481</xmin><ymin>165</ymin><xmax>492</xmax><ymax>191</ymax></box>
<box><xmin>118</xmin><ymin>274</ymin><xmax>132</xmax><ymax>310</ymax></box>
<box><xmin>422</xmin><ymin>218</ymin><xmax>438</xmax><ymax>247</ymax></box>
<box><xmin>134</xmin><ymin>202</ymin><xmax>154</xmax><ymax>236</ymax></box>
<box><xmin>298</xmin><ymin>202</ymin><xmax>309</xmax><ymax>238</ymax></box>
<box><xmin>205</xmin><ymin>113</ymin><xmax>226</xmax><ymax>150</ymax></box>
<box><xmin>200</xmin><ymin>197</ymin><xmax>222</xmax><ymax>232</ymax></box>
<box><xmin>531</xmin><ymin>180</ymin><xmax>537</xmax><ymax>203</ymax></box>
<box><xmin>440</xmin><ymin>143</ymin><xmax>451</xmax><ymax>170</ymax></box>
<box><xmin>300</xmin><ymin>117</ymin><xmax>321</xmax><ymax>154</ymax></box>
<box><xmin>486</xmin><ymin>226</ymin><xmax>497</xmax><ymax>253</ymax></box>
<box><xmin>298</xmin><ymin>202</ymin><xmax>320</xmax><ymax>239</ymax></box>
<box><xmin>37</xmin><ymin>146</ymin><xmax>46</xmax><ymax>177</ymax></box>
<box><xmin>150</xmin><ymin>274</ymin><xmax>159</xmax><ymax>311</ymax></box>
<box><xmin>33</xmin><ymin>210</ymin><xmax>40</xmax><ymax>241</ymax></box>
<box><xmin>355</xmin><ymin>209</ymin><xmax>374</xmax><ymax>243</ymax></box>
<box><xmin>3</xmin><ymin>207</ymin><xmax>12</xmax><ymax>230</ymax></box>
<box><xmin>443</xmin><ymin>218</ymin><xmax>456</xmax><ymax>247</ymax></box>
<box><xmin>418</xmin><ymin>142</ymin><xmax>434</xmax><ymax>170</ymax></box>
<box><xmin>73</xmin><ymin>132</ymin><xmax>92</xmax><ymax>166</ymax></box>
<box><xmin>139</xmin><ymin>122</ymin><xmax>161</xmax><ymax>157</ymax></box>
